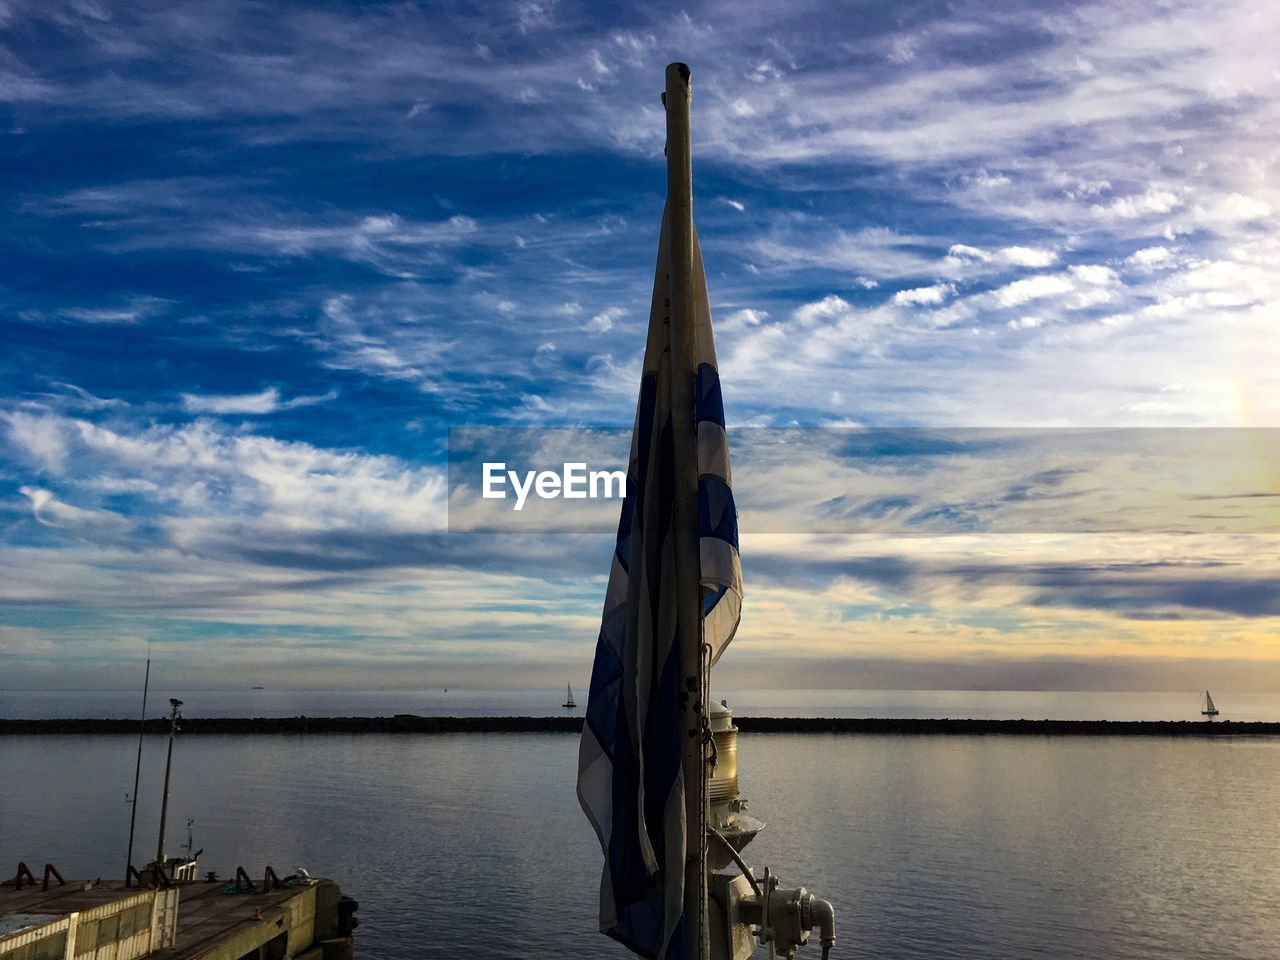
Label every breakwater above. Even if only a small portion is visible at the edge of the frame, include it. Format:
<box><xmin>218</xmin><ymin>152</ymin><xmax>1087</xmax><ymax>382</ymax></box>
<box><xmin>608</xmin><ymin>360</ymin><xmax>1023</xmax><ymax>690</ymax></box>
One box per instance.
<box><xmin>3</xmin><ymin>716</ymin><xmax>1279</xmax><ymax>736</ymax></box>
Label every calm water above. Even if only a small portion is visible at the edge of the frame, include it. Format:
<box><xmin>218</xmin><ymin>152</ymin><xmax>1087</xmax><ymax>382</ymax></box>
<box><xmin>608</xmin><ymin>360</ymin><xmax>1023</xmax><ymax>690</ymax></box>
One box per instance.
<box><xmin>3</xmin><ymin>731</ymin><xmax>1279</xmax><ymax>960</ymax></box>
<box><xmin>4</xmin><ymin>688</ymin><xmax>1279</xmax><ymax>722</ymax></box>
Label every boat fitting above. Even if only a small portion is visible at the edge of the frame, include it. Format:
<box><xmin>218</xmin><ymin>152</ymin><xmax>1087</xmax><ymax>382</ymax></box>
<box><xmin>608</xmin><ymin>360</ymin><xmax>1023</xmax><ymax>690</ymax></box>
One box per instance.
<box><xmin>809</xmin><ymin>896</ymin><xmax>836</xmax><ymax>960</ymax></box>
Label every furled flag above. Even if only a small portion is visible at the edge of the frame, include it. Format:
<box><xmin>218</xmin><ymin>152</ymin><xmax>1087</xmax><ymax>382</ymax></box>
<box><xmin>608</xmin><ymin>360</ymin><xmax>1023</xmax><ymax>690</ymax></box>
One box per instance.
<box><xmin>576</xmin><ymin>206</ymin><xmax>743</xmax><ymax>959</ymax></box>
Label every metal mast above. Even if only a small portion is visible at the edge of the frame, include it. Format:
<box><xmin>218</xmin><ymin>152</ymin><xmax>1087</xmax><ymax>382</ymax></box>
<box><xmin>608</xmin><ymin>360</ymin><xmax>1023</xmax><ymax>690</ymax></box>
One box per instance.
<box><xmin>155</xmin><ymin>697</ymin><xmax>183</xmax><ymax>865</ymax></box>
<box><xmin>124</xmin><ymin>652</ymin><xmax>151</xmax><ymax>885</ymax></box>
<box><xmin>665</xmin><ymin>60</ymin><xmax>709</xmax><ymax>960</ymax></box>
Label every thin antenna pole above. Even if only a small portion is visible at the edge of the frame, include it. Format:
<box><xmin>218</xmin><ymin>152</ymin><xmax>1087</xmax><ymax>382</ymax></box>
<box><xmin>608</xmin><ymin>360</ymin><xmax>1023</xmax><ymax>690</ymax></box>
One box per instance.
<box><xmin>155</xmin><ymin>697</ymin><xmax>183</xmax><ymax>865</ymax></box>
<box><xmin>124</xmin><ymin>651</ymin><xmax>151</xmax><ymax>886</ymax></box>
<box><xmin>665</xmin><ymin>60</ymin><xmax>709</xmax><ymax>960</ymax></box>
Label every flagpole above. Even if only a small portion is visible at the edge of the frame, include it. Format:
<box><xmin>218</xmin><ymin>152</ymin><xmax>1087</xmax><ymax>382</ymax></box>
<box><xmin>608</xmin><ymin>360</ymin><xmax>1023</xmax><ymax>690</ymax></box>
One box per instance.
<box><xmin>664</xmin><ymin>60</ymin><xmax>709</xmax><ymax>960</ymax></box>
<box><xmin>124</xmin><ymin>649</ymin><xmax>151</xmax><ymax>885</ymax></box>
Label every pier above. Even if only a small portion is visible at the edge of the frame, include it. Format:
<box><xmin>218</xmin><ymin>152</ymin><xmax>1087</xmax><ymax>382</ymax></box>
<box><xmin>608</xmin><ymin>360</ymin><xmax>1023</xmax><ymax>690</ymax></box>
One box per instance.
<box><xmin>1</xmin><ymin>866</ymin><xmax>357</xmax><ymax>960</ymax></box>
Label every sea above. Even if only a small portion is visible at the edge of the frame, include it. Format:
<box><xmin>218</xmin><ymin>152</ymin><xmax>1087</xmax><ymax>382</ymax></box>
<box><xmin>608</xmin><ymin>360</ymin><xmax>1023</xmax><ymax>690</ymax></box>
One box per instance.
<box><xmin>5</xmin><ymin>686</ymin><xmax>1280</xmax><ymax>722</ymax></box>
<box><xmin>3</xmin><ymin>689</ymin><xmax>1279</xmax><ymax>959</ymax></box>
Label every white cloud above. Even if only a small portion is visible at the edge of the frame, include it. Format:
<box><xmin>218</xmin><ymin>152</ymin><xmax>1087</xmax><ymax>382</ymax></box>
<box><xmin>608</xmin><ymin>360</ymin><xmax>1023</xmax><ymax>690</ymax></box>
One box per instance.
<box><xmin>20</xmin><ymin>485</ymin><xmax>133</xmax><ymax>538</ymax></box>
<box><xmin>238</xmin><ymin>213</ymin><xmax>477</xmax><ymax>275</ymax></box>
<box><xmin>971</xmin><ymin>171</ymin><xmax>1012</xmax><ymax>189</ymax></box>
<box><xmin>892</xmin><ymin>283</ymin><xmax>955</xmax><ymax>306</ymax></box>
<box><xmin>1127</xmin><ymin>246</ymin><xmax>1173</xmax><ymax>267</ymax></box>
<box><xmin>1093</xmin><ymin>188</ymin><xmax>1181</xmax><ymax>220</ymax></box>
<box><xmin>793</xmin><ymin>295</ymin><xmax>853</xmax><ymax>326</ymax></box>
<box><xmin>59</xmin><ymin>296</ymin><xmax>169</xmax><ymax>325</ymax></box>
<box><xmin>1069</xmin><ymin>264</ymin><xmax>1118</xmax><ymax>286</ymax></box>
<box><xmin>754</xmin><ymin>225</ymin><xmax>938</xmax><ymax>280</ymax></box>
<box><xmin>4</xmin><ymin>410</ymin><xmax>70</xmax><ymax>472</ymax></box>
<box><xmin>588</xmin><ymin>49</ymin><xmax>611</xmax><ymax>77</ymax></box>
<box><xmin>180</xmin><ymin>387</ymin><xmax>338</xmax><ymax>415</ymax></box>
<box><xmin>515</xmin><ymin>0</ymin><xmax>555</xmax><ymax>32</ymax></box>
<box><xmin>589</xmin><ymin>306</ymin><xmax>624</xmax><ymax>333</ymax></box>
<box><xmin>721</xmin><ymin>308</ymin><xmax>767</xmax><ymax>330</ymax></box>
<box><xmin>998</xmin><ymin>246</ymin><xmax>1058</xmax><ymax>268</ymax></box>
<box><xmin>748</xmin><ymin>61</ymin><xmax>784</xmax><ymax>83</ymax></box>
<box><xmin>39</xmin><ymin>382</ymin><xmax>126</xmax><ymax>412</ymax></box>
<box><xmin>887</xmin><ymin>36</ymin><xmax>917</xmax><ymax>65</ymax></box>
<box><xmin>14</xmin><ymin>410</ymin><xmax>450</xmax><ymax>537</ymax></box>
<box><xmin>944</xmin><ymin>244</ymin><xmax>1057</xmax><ymax>269</ymax></box>
<box><xmin>312</xmin><ymin>295</ymin><xmax>446</xmax><ymax>388</ymax></box>
<box><xmin>1216</xmin><ymin>193</ymin><xmax>1272</xmax><ymax>221</ymax></box>
<box><xmin>946</xmin><ymin>243</ymin><xmax>992</xmax><ymax>262</ymax></box>
<box><xmin>991</xmin><ymin>274</ymin><xmax>1075</xmax><ymax>307</ymax></box>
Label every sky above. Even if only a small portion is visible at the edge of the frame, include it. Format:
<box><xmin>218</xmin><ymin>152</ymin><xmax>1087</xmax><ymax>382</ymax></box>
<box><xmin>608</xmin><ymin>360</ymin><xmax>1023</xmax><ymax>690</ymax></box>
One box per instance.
<box><xmin>2</xmin><ymin>0</ymin><xmax>1278</xmax><ymax>693</ymax></box>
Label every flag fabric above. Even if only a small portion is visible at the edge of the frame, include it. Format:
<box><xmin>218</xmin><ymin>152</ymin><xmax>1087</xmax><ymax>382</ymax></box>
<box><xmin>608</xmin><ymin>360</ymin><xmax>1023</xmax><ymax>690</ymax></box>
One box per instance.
<box><xmin>577</xmin><ymin>207</ymin><xmax>743</xmax><ymax>960</ymax></box>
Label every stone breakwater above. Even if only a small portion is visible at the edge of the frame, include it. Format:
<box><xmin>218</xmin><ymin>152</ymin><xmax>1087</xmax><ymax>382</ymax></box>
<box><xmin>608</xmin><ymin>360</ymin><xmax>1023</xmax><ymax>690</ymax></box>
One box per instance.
<box><xmin>2</xmin><ymin>716</ymin><xmax>1279</xmax><ymax>736</ymax></box>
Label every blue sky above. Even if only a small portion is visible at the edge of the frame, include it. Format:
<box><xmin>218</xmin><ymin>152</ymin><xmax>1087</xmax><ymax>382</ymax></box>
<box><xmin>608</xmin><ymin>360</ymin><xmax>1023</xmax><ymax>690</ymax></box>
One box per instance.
<box><xmin>2</xmin><ymin>0</ymin><xmax>1278</xmax><ymax>691</ymax></box>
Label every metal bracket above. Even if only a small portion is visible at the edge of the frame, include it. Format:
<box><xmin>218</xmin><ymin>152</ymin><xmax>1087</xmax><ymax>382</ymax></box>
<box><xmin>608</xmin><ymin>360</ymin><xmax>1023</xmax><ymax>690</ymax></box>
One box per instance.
<box><xmin>42</xmin><ymin>863</ymin><xmax>65</xmax><ymax>890</ymax></box>
<box><xmin>12</xmin><ymin>862</ymin><xmax>36</xmax><ymax>890</ymax></box>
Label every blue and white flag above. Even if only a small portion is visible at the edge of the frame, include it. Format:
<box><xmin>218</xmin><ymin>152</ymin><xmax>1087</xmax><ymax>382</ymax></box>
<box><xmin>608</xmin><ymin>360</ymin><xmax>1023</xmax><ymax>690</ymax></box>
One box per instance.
<box><xmin>577</xmin><ymin>207</ymin><xmax>743</xmax><ymax>960</ymax></box>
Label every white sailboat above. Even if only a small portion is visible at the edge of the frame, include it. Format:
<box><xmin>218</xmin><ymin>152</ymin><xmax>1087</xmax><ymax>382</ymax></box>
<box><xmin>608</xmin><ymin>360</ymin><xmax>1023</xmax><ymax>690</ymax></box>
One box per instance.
<box><xmin>563</xmin><ymin>683</ymin><xmax>576</xmax><ymax>709</ymax></box>
<box><xmin>1202</xmin><ymin>689</ymin><xmax>1219</xmax><ymax>717</ymax></box>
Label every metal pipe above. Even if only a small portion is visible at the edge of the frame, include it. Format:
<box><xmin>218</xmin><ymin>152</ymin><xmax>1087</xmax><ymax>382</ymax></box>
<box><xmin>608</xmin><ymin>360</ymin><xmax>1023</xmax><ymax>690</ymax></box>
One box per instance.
<box><xmin>664</xmin><ymin>60</ymin><xmax>708</xmax><ymax>960</ymax></box>
<box><xmin>707</xmin><ymin>826</ymin><xmax>763</xmax><ymax>897</ymax></box>
<box><xmin>811</xmin><ymin>897</ymin><xmax>836</xmax><ymax>959</ymax></box>
<box><xmin>155</xmin><ymin>697</ymin><xmax>182</xmax><ymax>864</ymax></box>
<box><xmin>124</xmin><ymin>653</ymin><xmax>150</xmax><ymax>885</ymax></box>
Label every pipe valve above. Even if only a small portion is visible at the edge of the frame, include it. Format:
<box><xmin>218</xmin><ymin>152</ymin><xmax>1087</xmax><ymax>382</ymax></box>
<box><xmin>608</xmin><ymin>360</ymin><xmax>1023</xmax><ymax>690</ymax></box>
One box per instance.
<box><xmin>755</xmin><ymin>869</ymin><xmax>836</xmax><ymax>960</ymax></box>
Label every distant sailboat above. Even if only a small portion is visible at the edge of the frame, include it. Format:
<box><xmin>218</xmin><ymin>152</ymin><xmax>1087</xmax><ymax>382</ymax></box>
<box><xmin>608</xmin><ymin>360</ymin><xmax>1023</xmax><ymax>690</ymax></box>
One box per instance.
<box><xmin>563</xmin><ymin>683</ymin><xmax>576</xmax><ymax>709</ymax></box>
<box><xmin>1202</xmin><ymin>690</ymin><xmax>1220</xmax><ymax>718</ymax></box>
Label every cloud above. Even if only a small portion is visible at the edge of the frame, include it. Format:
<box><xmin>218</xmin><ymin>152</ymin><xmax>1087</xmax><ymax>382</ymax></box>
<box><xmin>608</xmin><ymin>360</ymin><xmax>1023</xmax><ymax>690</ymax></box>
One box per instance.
<box><xmin>998</xmin><ymin>246</ymin><xmax>1058</xmax><ymax>268</ymax></box>
<box><xmin>588</xmin><ymin>306</ymin><xmax>625</xmax><ymax>333</ymax></box>
<box><xmin>1093</xmin><ymin>187</ymin><xmax>1182</xmax><ymax>220</ymax></box>
<box><xmin>3</xmin><ymin>410</ymin><xmax>70</xmax><ymax>472</ymax></box>
<box><xmin>516</xmin><ymin>0</ymin><xmax>557</xmax><ymax>32</ymax></box>
<box><xmin>991</xmin><ymin>274</ymin><xmax>1076</xmax><ymax>307</ymax></box>
<box><xmin>892</xmin><ymin>283</ymin><xmax>955</xmax><ymax>306</ymax></box>
<box><xmin>20</xmin><ymin>485</ymin><xmax>133</xmax><ymax>539</ymax></box>
<box><xmin>5</xmin><ymin>0</ymin><xmax>1280</xmax><ymax>687</ymax></box>
<box><xmin>34</xmin><ymin>181</ymin><xmax>480</xmax><ymax>278</ymax></box>
<box><xmin>720</xmin><ymin>308</ymin><xmax>767</xmax><ymax>331</ymax></box>
<box><xmin>57</xmin><ymin>296</ymin><xmax>170</xmax><ymax>324</ymax></box>
<box><xmin>754</xmin><ymin>225</ymin><xmax>940</xmax><ymax>281</ymax></box>
<box><xmin>6</xmin><ymin>406</ymin><xmax>448</xmax><ymax>543</ymax></box>
<box><xmin>309</xmin><ymin>295</ymin><xmax>447</xmax><ymax>390</ymax></box>
<box><xmin>945</xmin><ymin>244</ymin><xmax>1057</xmax><ymax>268</ymax></box>
<box><xmin>1215</xmin><ymin>192</ymin><xmax>1271</xmax><ymax>222</ymax></box>
<box><xmin>793</xmin><ymin>295</ymin><xmax>853</xmax><ymax>326</ymax></box>
<box><xmin>37</xmin><ymin>382</ymin><xmax>127</xmax><ymax>412</ymax></box>
<box><xmin>1068</xmin><ymin>264</ymin><xmax>1117</xmax><ymax>286</ymax></box>
<box><xmin>1007</xmin><ymin>316</ymin><xmax>1043</xmax><ymax>331</ymax></box>
<box><xmin>1127</xmin><ymin>246</ymin><xmax>1173</xmax><ymax>267</ymax></box>
<box><xmin>180</xmin><ymin>387</ymin><xmax>338</xmax><ymax>415</ymax></box>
